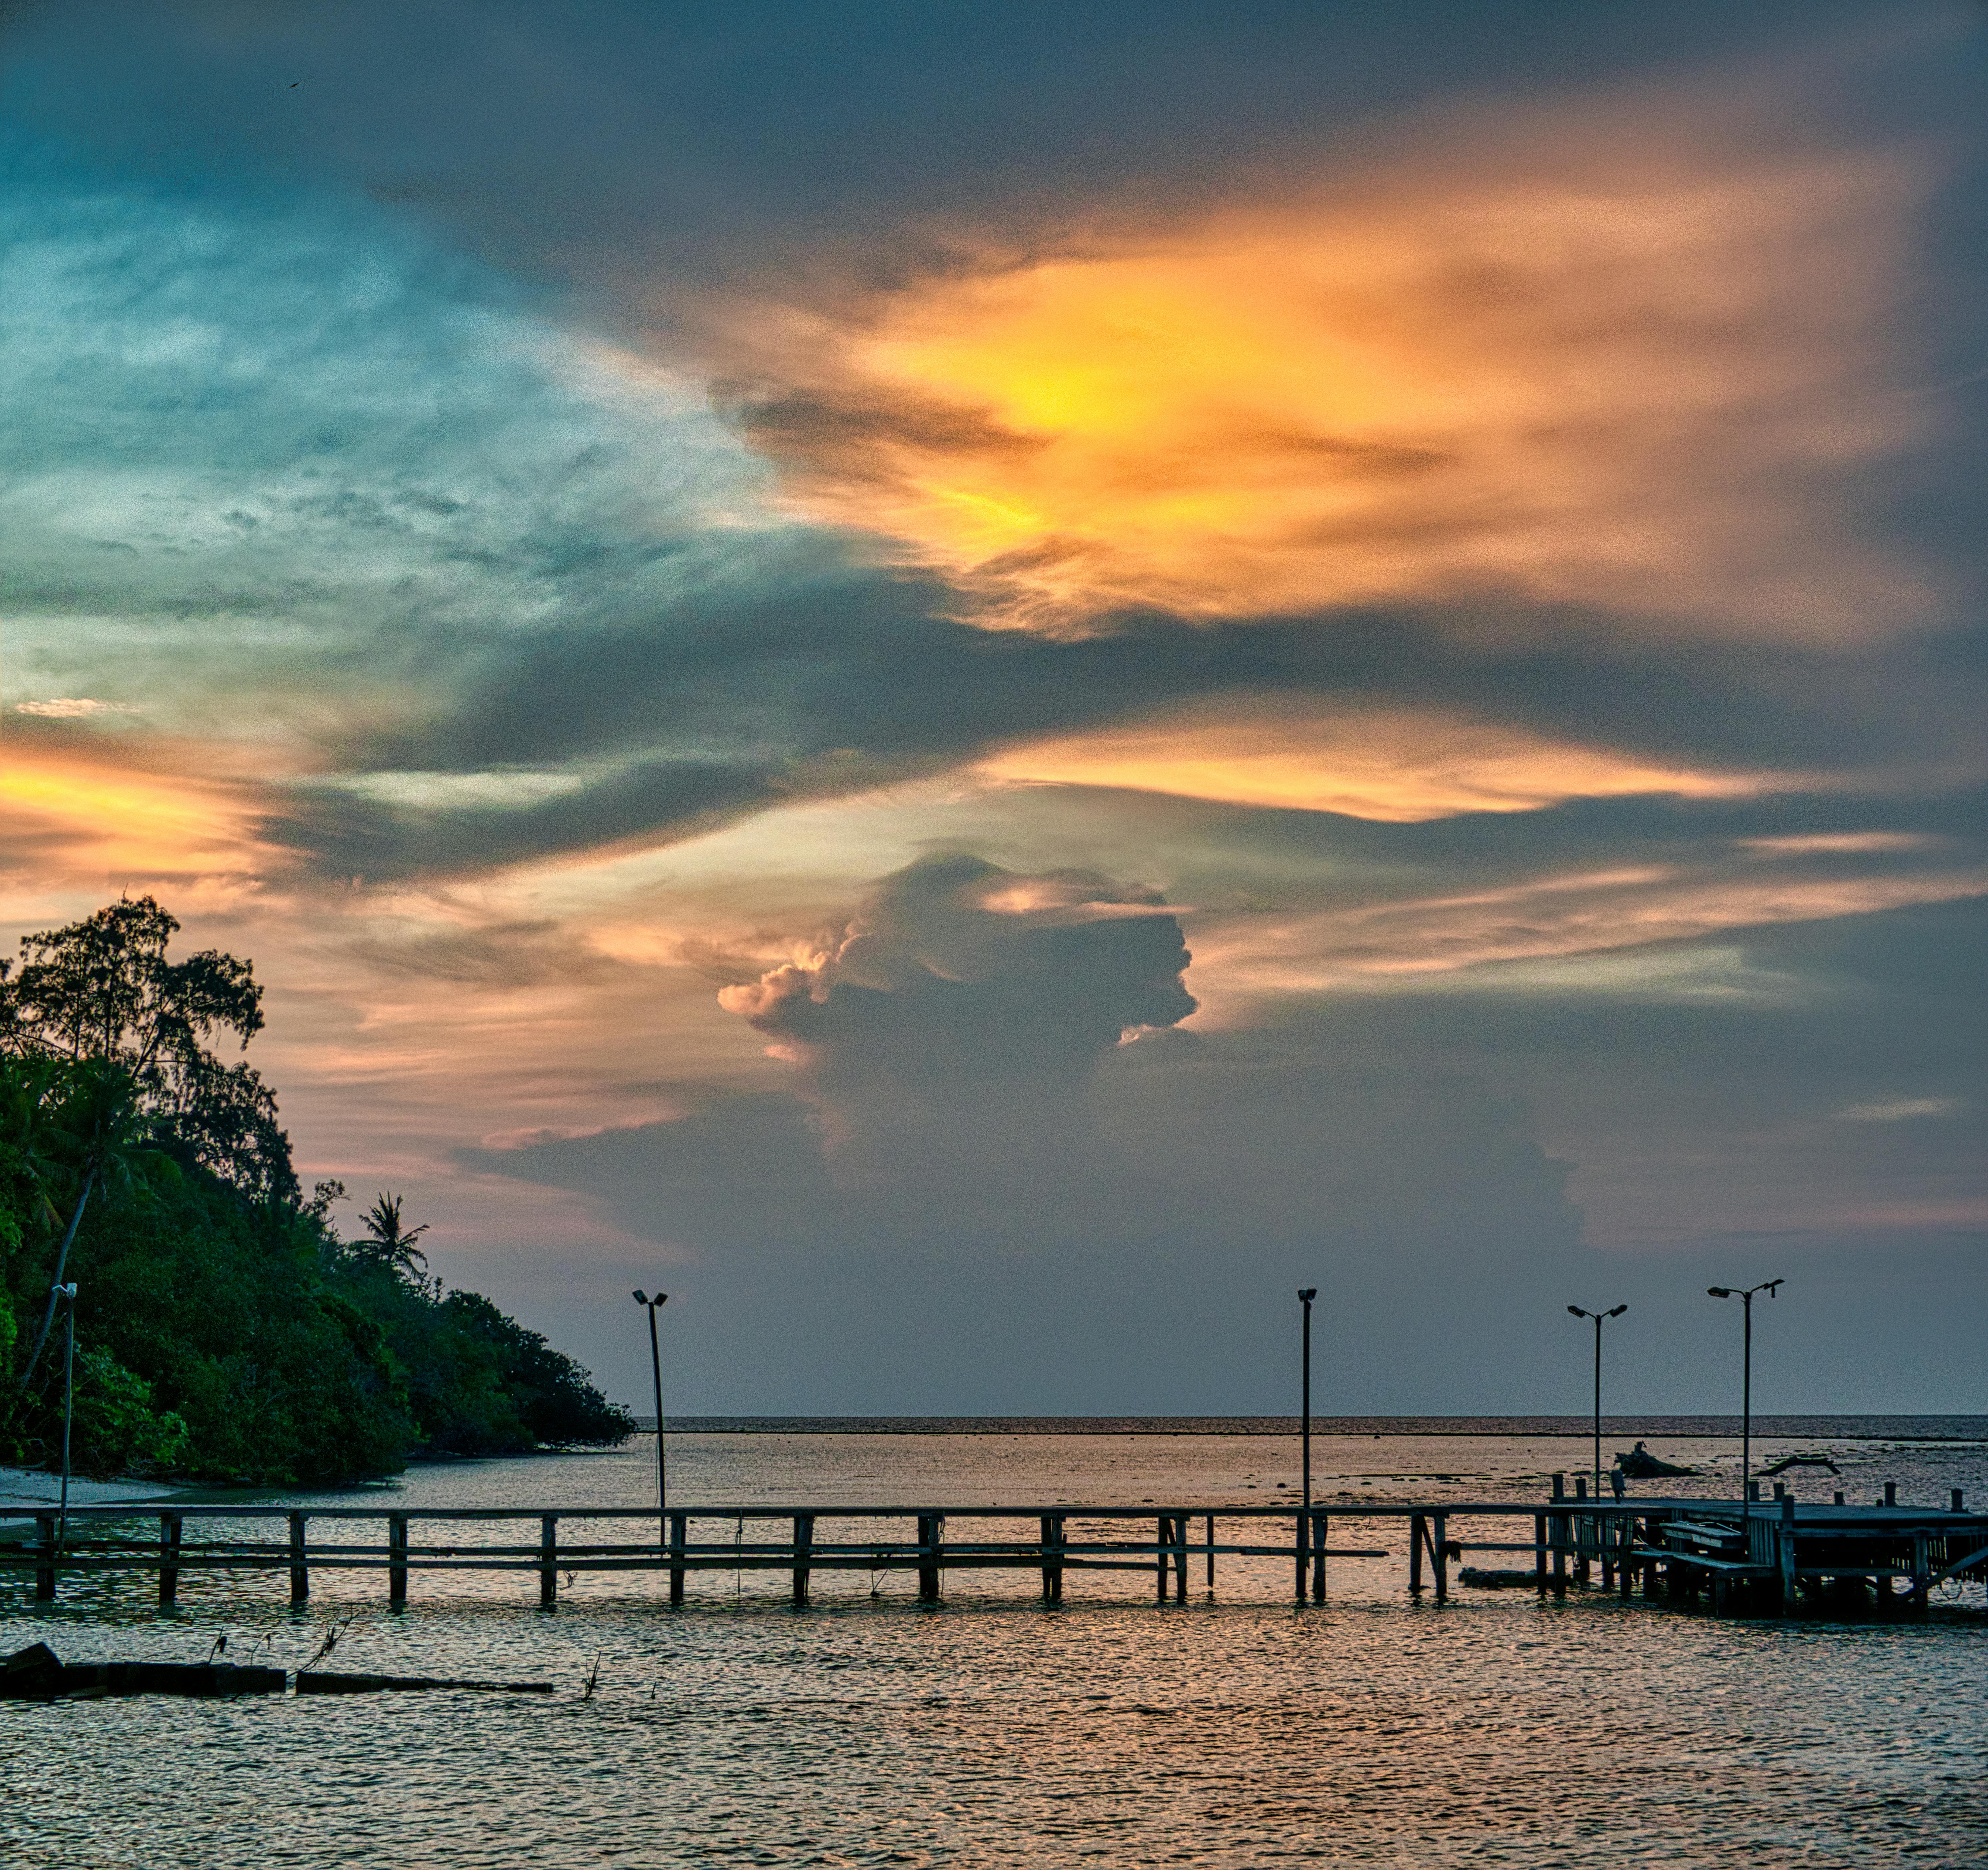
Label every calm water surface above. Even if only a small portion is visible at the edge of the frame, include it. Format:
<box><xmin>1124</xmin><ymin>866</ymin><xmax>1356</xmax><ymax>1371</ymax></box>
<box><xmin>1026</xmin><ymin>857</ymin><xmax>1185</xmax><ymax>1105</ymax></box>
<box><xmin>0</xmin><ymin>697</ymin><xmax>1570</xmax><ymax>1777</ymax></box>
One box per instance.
<box><xmin>4</xmin><ymin>1430</ymin><xmax>1984</xmax><ymax>1867</ymax></box>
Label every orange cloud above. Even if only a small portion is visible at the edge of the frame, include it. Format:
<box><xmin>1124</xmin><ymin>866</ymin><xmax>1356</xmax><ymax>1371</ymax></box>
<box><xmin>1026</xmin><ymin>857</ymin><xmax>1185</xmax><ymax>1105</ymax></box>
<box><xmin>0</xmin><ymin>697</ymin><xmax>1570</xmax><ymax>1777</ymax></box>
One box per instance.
<box><xmin>1186</xmin><ymin>862</ymin><xmax>1988</xmax><ymax>1009</ymax></box>
<box><xmin>978</xmin><ymin>699</ymin><xmax>1787</xmax><ymax>821</ymax></box>
<box><xmin>0</xmin><ymin>738</ymin><xmax>275</xmax><ymax>907</ymax></box>
<box><xmin>733</xmin><ymin>126</ymin><xmax>1933</xmax><ymax>639</ymax></box>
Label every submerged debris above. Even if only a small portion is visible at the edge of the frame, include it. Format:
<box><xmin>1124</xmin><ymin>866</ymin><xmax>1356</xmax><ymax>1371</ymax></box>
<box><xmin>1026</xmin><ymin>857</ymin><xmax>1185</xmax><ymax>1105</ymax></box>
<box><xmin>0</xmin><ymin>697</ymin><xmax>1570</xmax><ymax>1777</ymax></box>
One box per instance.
<box><xmin>2</xmin><ymin>1642</ymin><xmax>549</xmax><ymax>1699</ymax></box>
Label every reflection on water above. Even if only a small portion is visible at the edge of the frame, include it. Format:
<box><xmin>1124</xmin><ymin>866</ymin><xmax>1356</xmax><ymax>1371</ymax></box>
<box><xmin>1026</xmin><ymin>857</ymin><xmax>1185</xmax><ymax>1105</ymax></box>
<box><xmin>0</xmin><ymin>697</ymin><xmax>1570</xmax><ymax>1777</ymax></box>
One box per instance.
<box><xmin>4</xmin><ymin>1432</ymin><xmax>1985</xmax><ymax>1868</ymax></box>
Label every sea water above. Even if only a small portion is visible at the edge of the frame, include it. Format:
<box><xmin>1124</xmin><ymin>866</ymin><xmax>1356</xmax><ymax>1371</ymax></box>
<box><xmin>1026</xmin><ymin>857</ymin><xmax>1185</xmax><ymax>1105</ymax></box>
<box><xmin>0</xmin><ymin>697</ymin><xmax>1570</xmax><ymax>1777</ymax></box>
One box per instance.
<box><xmin>3</xmin><ymin>1423</ymin><xmax>1984</xmax><ymax>1867</ymax></box>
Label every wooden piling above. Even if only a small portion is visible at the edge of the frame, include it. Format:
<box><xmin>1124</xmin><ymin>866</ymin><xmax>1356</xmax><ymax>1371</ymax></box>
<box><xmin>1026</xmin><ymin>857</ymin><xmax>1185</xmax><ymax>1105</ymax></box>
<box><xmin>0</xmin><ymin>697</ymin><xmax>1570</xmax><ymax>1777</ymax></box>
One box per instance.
<box><xmin>1311</xmin><ymin>1511</ymin><xmax>1328</xmax><ymax>1602</ymax></box>
<box><xmin>288</xmin><ymin>1513</ymin><xmax>309</xmax><ymax>1605</ymax></box>
<box><xmin>1884</xmin><ymin>1481</ymin><xmax>1897</xmax><ymax>1507</ymax></box>
<box><xmin>1205</xmin><ymin>1513</ymin><xmax>1215</xmax><ymax>1593</ymax></box>
<box><xmin>35</xmin><ymin>1514</ymin><xmax>56</xmax><ymax>1601</ymax></box>
<box><xmin>388</xmin><ymin>1514</ymin><xmax>408</xmax><ymax>1608</ymax></box>
<box><xmin>668</xmin><ymin>1510</ymin><xmax>687</xmax><ymax>1606</ymax></box>
<box><xmin>1432</xmin><ymin>1514</ymin><xmax>1449</xmax><ymax>1604</ymax></box>
<box><xmin>1777</xmin><ymin>1495</ymin><xmax>1796</xmax><ymax>1614</ymax></box>
<box><xmin>539</xmin><ymin>1515</ymin><xmax>558</xmax><ymax>1607</ymax></box>
<box><xmin>1550</xmin><ymin>1474</ymin><xmax>1568</xmax><ymax>1598</ymax></box>
<box><xmin>792</xmin><ymin>1513</ymin><xmax>814</xmax><ymax>1606</ymax></box>
<box><xmin>1409</xmin><ymin>1513</ymin><xmax>1425</xmax><ymax>1594</ymax></box>
<box><xmin>1040</xmin><ymin>1514</ymin><xmax>1064</xmax><ymax>1603</ymax></box>
<box><xmin>1158</xmin><ymin>1515</ymin><xmax>1170</xmax><ymax>1602</ymax></box>
<box><xmin>1534</xmin><ymin>1512</ymin><xmax>1548</xmax><ymax>1594</ymax></box>
<box><xmin>158</xmin><ymin>1513</ymin><xmax>182</xmax><ymax>1608</ymax></box>
<box><xmin>916</xmin><ymin>1513</ymin><xmax>942</xmax><ymax>1602</ymax></box>
<box><xmin>1173</xmin><ymin>1515</ymin><xmax>1188</xmax><ymax>1602</ymax></box>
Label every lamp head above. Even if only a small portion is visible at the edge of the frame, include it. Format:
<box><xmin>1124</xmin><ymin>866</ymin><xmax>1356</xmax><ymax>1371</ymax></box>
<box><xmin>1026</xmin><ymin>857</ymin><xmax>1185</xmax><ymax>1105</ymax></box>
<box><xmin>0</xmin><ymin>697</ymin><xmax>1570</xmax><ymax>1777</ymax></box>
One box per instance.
<box><xmin>1605</xmin><ymin>1304</ymin><xmax>1628</xmax><ymax>1319</ymax></box>
<box><xmin>1298</xmin><ymin>1288</ymin><xmax>1317</xmax><ymax>1303</ymax></box>
<box><xmin>1567</xmin><ymin>1304</ymin><xmax>1588</xmax><ymax>1318</ymax></box>
<box><xmin>1707</xmin><ymin>1287</ymin><xmax>1732</xmax><ymax>1298</ymax></box>
<box><xmin>632</xmin><ymin>1289</ymin><xmax>647</xmax><ymax>1303</ymax></box>
<box><xmin>1763</xmin><ymin>1279</ymin><xmax>1783</xmax><ymax>1297</ymax></box>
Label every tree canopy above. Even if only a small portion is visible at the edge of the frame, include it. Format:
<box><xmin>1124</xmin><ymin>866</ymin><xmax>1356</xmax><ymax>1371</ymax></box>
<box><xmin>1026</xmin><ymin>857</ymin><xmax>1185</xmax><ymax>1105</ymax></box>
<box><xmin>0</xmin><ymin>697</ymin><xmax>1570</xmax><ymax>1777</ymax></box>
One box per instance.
<box><xmin>0</xmin><ymin>897</ymin><xmax>633</xmax><ymax>1482</ymax></box>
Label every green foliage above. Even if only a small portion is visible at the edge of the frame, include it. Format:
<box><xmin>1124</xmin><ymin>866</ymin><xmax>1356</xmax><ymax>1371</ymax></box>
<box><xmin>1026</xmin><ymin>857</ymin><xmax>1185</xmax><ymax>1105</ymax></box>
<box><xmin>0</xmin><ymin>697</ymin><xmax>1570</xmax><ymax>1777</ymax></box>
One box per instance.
<box><xmin>68</xmin><ymin>1348</ymin><xmax>190</xmax><ymax>1478</ymax></box>
<box><xmin>0</xmin><ymin>900</ymin><xmax>632</xmax><ymax>1482</ymax></box>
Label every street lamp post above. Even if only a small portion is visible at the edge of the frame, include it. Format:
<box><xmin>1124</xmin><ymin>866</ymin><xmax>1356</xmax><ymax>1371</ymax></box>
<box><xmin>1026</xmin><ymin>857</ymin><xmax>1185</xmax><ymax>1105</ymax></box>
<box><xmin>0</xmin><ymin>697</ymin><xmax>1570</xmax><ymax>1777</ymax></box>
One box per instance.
<box><xmin>1707</xmin><ymin>1279</ymin><xmax>1783</xmax><ymax>1501</ymax></box>
<box><xmin>1297</xmin><ymin>1287</ymin><xmax>1317</xmax><ymax>1601</ymax></box>
<box><xmin>1566</xmin><ymin>1303</ymin><xmax>1627</xmax><ymax>1498</ymax></box>
<box><xmin>631</xmin><ymin>1290</ymin><xmax>669</xmax><ymax>1549</ymax></box>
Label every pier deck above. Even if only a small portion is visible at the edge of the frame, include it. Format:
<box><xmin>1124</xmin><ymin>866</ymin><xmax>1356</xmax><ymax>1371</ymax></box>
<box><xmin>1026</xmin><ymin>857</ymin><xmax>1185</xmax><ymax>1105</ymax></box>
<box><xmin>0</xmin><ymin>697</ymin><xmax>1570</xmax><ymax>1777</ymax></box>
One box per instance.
<box><xmin>4</xmin><ymin>1492</ymin><xmax>1982</xmax><ymax>1614</ymax></box>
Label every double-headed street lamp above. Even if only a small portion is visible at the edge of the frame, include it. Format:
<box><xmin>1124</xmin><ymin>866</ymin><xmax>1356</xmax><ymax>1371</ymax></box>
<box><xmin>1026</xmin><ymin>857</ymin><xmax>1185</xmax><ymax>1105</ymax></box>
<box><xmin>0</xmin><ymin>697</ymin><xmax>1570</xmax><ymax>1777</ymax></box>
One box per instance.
<box><xmin>1707</xmin><ymin>1279</ymin><xmax>1782</xmax><ymax>1501</ymax></box>
<box><xmin>631</xmin><ymin>1289</ymin><xmax>669</xmax><ymax>1547</ymax></box>
<box><xmin>1566</xmin><ymin>1303</ymin><xmax>1626</xmax><ymax>1498</ymax></box>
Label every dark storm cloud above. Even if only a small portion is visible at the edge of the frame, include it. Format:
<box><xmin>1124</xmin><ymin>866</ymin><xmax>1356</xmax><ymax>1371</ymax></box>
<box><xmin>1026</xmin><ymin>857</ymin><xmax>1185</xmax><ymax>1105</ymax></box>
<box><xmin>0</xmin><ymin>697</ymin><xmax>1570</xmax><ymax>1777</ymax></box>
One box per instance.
<box><xmin>259</xmin><ymin>576</ymin><xmax>1987</xmax><ymax>880</ymax></box>
<box><xmin>466</xmin><ymin>891</ymin><xmax>1985</xmax><ymax>1414</ymax></box>
<box><xmin>8</xmin><ymin>1</ymin><xmax>1931</xmax><ymax>293</ymax></box>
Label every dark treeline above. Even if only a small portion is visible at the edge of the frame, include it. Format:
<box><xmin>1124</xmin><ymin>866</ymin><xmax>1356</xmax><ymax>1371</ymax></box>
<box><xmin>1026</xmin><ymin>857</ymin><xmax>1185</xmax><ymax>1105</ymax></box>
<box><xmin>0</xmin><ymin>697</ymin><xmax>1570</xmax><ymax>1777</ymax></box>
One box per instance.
<box><xmin>0</xmin><ymin>897</ymin><xmax>632</xmax><ymax>1483</ymax></box>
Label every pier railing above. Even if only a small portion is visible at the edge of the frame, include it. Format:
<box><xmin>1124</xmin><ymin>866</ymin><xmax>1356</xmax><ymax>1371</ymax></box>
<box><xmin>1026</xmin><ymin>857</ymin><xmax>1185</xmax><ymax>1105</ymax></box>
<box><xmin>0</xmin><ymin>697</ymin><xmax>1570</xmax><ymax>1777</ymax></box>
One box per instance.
<box><xmin>4</xmin><ymin>1497</ymin><xmax>1981</xmax><ymax>1615</ymax></box>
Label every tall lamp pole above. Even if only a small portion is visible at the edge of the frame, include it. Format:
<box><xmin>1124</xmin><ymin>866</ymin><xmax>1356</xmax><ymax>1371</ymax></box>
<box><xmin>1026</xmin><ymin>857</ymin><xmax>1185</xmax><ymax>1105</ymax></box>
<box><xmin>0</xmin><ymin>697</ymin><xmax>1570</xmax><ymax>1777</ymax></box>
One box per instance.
<box><xmin>632</xmin><ymin>1290</ymin><xmax>669</xmax><ymax>1549</ymax></box>
<box><xmin>1707</xmin><ymin>1279</ymin><xmax>1782</xmax><ymax>1502</ymax></box>
<box><xmin>1297</xmin><ymin>1287</ymin><xmax>1317</xmax><ymax>1599</ymax></box>
<box><xmin>1566</xmin><ymin>1303</ymin><xmax>1626</xmax><ymax>1498</ymax></box>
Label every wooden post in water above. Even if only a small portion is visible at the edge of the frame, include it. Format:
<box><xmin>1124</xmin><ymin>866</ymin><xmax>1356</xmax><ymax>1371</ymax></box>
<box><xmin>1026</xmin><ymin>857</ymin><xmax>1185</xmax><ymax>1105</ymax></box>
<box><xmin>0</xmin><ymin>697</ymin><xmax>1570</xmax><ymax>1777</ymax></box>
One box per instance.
<box><xmin>1884</xmin><ymin>1481</ymin><xmax>1897</xmax><ymax>1507</ymax></box>
<box><xmin>669</xmin><ymin>1510</ymin><xmax>687</xmax><ymax>1607</ymax></box>
<box><xmin>158</xmin><ymin>1513</ymin><xmax>182</xmax><ymax>1608</ymax></box>
<box><xmin>1777</xmin><ymin>1493</ymin><xmax>1796</xmax><ymax>1615</ymax></box>
<box><xmin>34</xmin><ymin>1513</ymin><xmax>56</xmax><ymax>1600</ymax></box>
<box><xmin>388</xmin><ymin>1514</ymin><xmax>408</xmax><ymax>1608</ymax></box>
<box><xmin>1311</xmin><ymin>1510</ymin><xmax>1328</xmax><ymax>1602</ymax></box>
<box><xmin>1572</xmin><ymin>1476</ymin><xmax>1589</xmax><ymax>1587</ymax></box>
<box><xmin>1433</xmin><ymin>1514</ymin><xmax>1449</xmax><ymax>1604</ymax></box>
<box><xmin>1040</xmin><ymin>1515</ymin><xmax>1064</xmax><ymax>1603</ymax></box>
<box><xmin>1409</xmin><ymin>1513</ymin><xmax>1425</xmax><ymax>1595</ymax></box>
<box><xmin>1205</xmin><ymin>1513</ymin><xmax>1216</xmax><ymax>1593</ymax></box>
<box><xmin>792</xmin><ymin>1513</ymin><xmax>814</xmax><ymax>1606</ymax></box>
<box><xmin>288</xmin><ymin>1513</ymin><xmax>310</xmax><ymax>1605</ymax></box>
<box><xmin>1910</xmin><ymin>1532</ymin><xmax>1929</xmax><ymax>1617</ymax></box>
<box><xmin>1534</xmin><ymin>1513</ymin><xmax>1548</xmax><ymax>1595</ymax></box>
<box><xmin>1173</xmin><ymin>1515</ymin><xmax>1188</xmax><ymax>1603</ymax></box>
<box><xmin>540</xmin><ymin>1515</ymin><xmax>558</xmax><ymax>1608</ymax></box>
<box><xmin>1551</xmin><ymin>1474</ymin><xmax>1568</xmax><ymax>1598</ymax></box>
<box><xmin>917</xmin><ymin>1513</ymin><xmax>942</xmax><ymax>1603</ymax></box>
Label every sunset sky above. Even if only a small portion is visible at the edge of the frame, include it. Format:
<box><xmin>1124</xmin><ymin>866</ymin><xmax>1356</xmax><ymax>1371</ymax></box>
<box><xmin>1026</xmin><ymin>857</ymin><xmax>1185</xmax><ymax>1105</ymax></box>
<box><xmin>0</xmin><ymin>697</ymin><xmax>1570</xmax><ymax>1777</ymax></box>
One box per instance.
<box><xmin>3</xmin><ymin>0</ymin><xmax>1983</xmax><ymax>1415</ymax></box>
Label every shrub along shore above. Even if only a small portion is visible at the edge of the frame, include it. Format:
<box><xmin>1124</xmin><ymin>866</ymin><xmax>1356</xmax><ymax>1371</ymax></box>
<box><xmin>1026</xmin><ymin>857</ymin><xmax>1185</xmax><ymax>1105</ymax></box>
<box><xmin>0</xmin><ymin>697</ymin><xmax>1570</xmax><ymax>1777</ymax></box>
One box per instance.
<box><xmin>1</xmin><ymin>897</ymin><xmax>632</xmax><ymax>1485</ymax></box>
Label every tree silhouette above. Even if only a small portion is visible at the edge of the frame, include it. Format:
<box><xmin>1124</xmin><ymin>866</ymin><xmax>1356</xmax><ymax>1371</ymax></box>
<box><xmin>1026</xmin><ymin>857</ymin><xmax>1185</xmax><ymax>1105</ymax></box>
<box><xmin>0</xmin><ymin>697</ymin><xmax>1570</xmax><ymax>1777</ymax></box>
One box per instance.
<box><xmin>0</xmin><ymin>896</ymin><xmax>294</xmax><ymax>1202</ymax></box>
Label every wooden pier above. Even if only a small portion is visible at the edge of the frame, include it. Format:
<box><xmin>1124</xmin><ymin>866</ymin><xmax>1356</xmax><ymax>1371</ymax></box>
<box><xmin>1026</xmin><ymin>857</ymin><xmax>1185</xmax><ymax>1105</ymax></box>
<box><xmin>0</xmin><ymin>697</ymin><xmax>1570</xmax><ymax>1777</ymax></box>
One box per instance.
<box><xmin>3</xmin><ymin>1488</ymin><xmax>1980</xmax><ymax>1615</ymax></box>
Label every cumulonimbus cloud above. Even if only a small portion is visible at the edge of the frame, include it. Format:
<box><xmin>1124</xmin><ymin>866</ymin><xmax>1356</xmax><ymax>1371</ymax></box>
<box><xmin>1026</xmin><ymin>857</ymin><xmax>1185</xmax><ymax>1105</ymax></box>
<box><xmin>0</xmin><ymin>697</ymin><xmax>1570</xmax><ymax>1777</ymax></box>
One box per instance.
<box><xmin>718</xmin><ymin>852</ymin><xmax>1197</xmax><ymax>1185</ymax></box>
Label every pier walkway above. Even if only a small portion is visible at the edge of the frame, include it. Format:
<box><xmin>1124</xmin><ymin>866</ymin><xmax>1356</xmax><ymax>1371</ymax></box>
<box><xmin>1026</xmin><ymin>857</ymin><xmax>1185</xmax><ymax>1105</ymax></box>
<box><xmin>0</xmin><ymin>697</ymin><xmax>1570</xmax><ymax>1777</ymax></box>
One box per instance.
<box><xmin>5</xmin><ymin>1488</ymin><xmax>1983</xmax><ymax>1615</ymax></box>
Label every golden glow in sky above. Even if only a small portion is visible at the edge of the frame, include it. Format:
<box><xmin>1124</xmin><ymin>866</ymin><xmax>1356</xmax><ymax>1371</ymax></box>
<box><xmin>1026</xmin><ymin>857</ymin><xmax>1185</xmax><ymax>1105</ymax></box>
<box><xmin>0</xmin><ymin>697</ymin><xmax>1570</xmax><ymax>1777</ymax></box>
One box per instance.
<box><xmin>978</xmin><ymin>701</ymin><xmax>1786</xmax><ymax>822</ymax></box>
<box><xmin>750</xmin><ymin>146</ymin><xmax>1929</xmax><ymax>638</ymax></box>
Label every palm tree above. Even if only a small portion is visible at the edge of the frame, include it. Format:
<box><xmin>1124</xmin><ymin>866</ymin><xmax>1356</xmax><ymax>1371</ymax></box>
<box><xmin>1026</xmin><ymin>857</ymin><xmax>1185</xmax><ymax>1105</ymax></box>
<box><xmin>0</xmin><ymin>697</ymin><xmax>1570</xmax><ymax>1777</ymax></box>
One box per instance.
<box><xmin>355</xmin><ymin>1193</ymin><xmax>430</xmax><ymax>1281</ymax></box>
